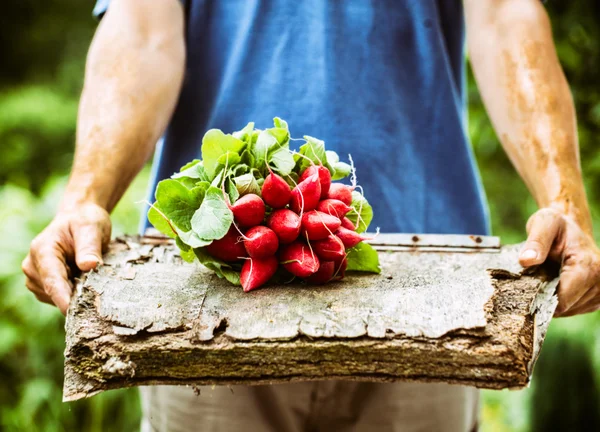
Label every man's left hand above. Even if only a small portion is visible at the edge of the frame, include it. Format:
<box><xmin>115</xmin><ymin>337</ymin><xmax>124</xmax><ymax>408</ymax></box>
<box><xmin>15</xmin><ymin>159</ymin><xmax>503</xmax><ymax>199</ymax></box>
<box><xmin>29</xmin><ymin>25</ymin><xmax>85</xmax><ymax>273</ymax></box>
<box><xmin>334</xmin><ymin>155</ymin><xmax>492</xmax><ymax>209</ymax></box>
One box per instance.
<box><xmin>519</xmin><ymin>208</ymin><xmax>600</xmax><ymax>317</ymax></box>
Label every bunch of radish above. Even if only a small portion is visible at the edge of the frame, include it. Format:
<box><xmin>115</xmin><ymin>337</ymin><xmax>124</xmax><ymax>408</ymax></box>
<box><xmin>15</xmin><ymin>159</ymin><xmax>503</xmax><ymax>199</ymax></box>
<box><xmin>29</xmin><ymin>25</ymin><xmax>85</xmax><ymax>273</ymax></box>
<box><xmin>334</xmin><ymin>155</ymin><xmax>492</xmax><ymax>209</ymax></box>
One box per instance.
<box><xmin>148</xmin><ymin>118</ymin><xmax>380</xmax><ymax>292</ymax></box>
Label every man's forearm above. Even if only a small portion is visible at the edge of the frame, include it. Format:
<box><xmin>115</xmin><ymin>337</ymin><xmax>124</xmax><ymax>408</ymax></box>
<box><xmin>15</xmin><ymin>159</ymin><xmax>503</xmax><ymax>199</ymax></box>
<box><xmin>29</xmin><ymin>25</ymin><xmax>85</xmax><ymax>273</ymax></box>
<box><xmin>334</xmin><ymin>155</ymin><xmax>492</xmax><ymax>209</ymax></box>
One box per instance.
<box><xmin>466</xmin><ymin>0</ymin><xmax>592</xmax><ymax>234</ymax></box>
<box><xmin>62</xmin><ymin>0</ymin><xmax>185</xmax><ymax>213</ymax></box>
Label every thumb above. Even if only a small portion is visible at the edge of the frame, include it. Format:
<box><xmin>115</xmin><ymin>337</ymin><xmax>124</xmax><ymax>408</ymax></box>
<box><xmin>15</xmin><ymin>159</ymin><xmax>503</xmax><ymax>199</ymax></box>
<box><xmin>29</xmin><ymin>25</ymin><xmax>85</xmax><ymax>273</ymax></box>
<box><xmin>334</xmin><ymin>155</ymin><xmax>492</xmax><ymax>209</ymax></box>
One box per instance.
<box><xmin>73</xmin><ymin>223</ymin><xmax>105</xmax><ymax>271</ymax></box>
<box><xmin>519</xmin><ymin>208</ymin><xmax>565</xmax><ymax>268</ymax></box>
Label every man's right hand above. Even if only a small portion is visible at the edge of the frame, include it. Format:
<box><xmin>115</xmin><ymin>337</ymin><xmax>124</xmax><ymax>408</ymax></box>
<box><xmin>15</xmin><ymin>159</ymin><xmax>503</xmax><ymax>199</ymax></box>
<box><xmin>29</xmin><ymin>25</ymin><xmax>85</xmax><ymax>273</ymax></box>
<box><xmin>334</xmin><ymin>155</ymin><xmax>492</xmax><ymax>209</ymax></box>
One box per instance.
<box><xmin>21</xmin><ymin>203</ymin><xmax>111</xmax><ymax>314</ymax></box>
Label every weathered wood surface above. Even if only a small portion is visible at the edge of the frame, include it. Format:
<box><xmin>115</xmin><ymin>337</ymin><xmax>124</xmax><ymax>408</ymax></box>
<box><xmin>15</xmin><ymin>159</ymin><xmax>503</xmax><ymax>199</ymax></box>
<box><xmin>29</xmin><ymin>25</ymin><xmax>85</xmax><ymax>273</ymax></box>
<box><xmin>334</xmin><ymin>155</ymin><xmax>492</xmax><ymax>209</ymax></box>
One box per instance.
<box><xmin>63</xmin><ymin>234</ymin><xmax>558</xmax><ymax>402</ymax></box>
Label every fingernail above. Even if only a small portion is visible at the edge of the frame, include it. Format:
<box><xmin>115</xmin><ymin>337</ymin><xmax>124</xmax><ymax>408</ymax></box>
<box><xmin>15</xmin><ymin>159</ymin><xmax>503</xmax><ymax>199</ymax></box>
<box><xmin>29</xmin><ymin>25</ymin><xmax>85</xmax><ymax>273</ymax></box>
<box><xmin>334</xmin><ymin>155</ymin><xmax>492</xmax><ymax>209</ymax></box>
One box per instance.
<box><xmin>82</xmin><ymin>254</ymin><xmax>101</xmax><ymax>265</ymax></box>
<box><xmin>520</xmin><ymin>249</ymin><xmax>538</xmax><ymax>260</ymax></box>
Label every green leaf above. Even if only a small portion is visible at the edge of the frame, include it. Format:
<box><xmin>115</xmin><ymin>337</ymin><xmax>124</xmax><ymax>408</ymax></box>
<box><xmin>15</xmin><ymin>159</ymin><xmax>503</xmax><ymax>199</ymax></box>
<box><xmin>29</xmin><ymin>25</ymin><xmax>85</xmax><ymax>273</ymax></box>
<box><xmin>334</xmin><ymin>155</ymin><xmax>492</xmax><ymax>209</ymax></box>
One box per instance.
<box><xmin>232</xmin><ymin>163</ymin><xmax>250</xmax><ymax>177</ymax></box>
<box><xmin>147</xmin><ymin>203</ymin><xmax>177</xmax><ymax>238</ymax></box>
<box><xmin>232</xmin><ymin>122</ymin><xmax>255</xmax><ymax>143</ymax></box>
<box><xmin>216</xmin><ymin>151</ymin><xmax>241</xmax><ymax>169</ymax></box>
<box><xmin>176</xmin><ymin>236</ymin><xmax>190</xmax><ymax>251</ymax></box>
<box><xmin>273</xmin><ymin>117</ymin><xmax>288</xmax><ymax>130</ymax></box>
<box><xmin>191</xmin><ymin>186</ymin><xmax>233</xmax><ymax>240</ymax></box>
<box><xmin>347</xmin><ymin>191</ymin><xmax>373</xmax><ymax>233</ymax></box>
<box><xmin>194</xmin><ymin>248</ymin><xmax>241</xmax><ymax>285</ymax></box>
<box><xmin>252</xmin><ymin>129</ymin><xmax>278</xmax><ymax>168</ymax></box>
<box><xmin>225</xmin><ymin>177</ymin><xmax>240</xmax><ymax>203</ymax></box>
<box><xmin>211</xmin><ymin>169</ymin><xmax>225</xmax><ymax>188</ymax></box>
<box><xmin>326</xmin><ymin>150</ymin><xmax>340</xmax><ymax>165</ymax></box>
<box><xmin>240</xmin><ymin>149</ymin><xmax>255</xmax><ymax>168</ymax></box>
<box><xmin>331</xmin><ymin>161</ymin><xmax>352</xmax><ymax>180</ymax></box>
<box><xmin>268</xmin><ymin>127</ymin><xmax>290</xmax><ymax>146</ymax></box>
<box><xmin>172</xmin><ymin>160</ymin><xmax>210</xmax><ymax>182</ymax></box>
<box><xmin>179</xmin><ymin>247</ymin><xmax>197</xmax><ymax>263</ymax></box>
<box><xmin>175</xmin><ymin>227</ymin><xmax>212</xmax><ymax>248</ymax></box>
<box><xmin>179</xmin><ymin>159</ymin><xmax>201</xmax><ymax>172</ymax></box>
<box><xmin>201</xmin><ymin>129</ymin><xmax>245</xmax><ymax>179</ymax></box>
<box><xmin>190</xmin><ymin>182</ymin><xmax>210</xmax><ymax>202</ymax></box>
<box><xmin>174</xmin><ymin>177</ymin><xmax>200</xmax><ymax>189</ymax></box>
<box><xmin>297</xmin><ymin>135</ymin><xmax>328</xmax><ymax>173</ymax></box>
<box><xmin>345</xmin><ymin>242</ymin><xmax>381</xmax><ymax>274</ymax></box>
<box><xmin>234</xmin><ymin>172</ymin><xmax>261</xmax><ymax>196</ymax></box>
<box><xmin>268</xmin><ymin>146</ymin><xmax>295</xmax><ymax>176</ymax></box>
<box><xmin>154</xmin><ymin>179</ymin><xmax>203</xmax><ymax>231</ymax></box>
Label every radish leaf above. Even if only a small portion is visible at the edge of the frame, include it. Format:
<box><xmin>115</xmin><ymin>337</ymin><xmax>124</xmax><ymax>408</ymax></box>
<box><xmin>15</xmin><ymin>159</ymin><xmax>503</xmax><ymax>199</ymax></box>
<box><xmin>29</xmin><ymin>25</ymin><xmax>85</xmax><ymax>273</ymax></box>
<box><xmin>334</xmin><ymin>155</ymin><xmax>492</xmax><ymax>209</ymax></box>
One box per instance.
<box><xmin>347</xmin><ymin>191</ymin><xmax>373</xmax><ymax>233</ymax></box>
<box><xmin>234</xmin><ymin>173</ymin><xmax>261</xmax><ymax>196</ymax></box>
<box><xmin>346</xmin><ymin>242</ymin><xmax>381</xmax><ymax>274</ymax></box>
<box><xmin>194</xmin><ymin>248</ymin><xmax>241</xmax><ymax>285</ymax></box>
<box><xmin>201</xmin><ymin>129</ymin><xmax>244</xmax><ymax>179</ymax></box>
<box><xmin>154</xmin><ymin>179</ymin><xmax>203</xmax><ymax>232</ymax></box>
<box><xmin>191</xmin><ymin>186</ymin><xmax>233</xmax><ymax>240</ymax></box>
<box><xmin>269</xmin><ymin>146</ymin><xmax>295</xmax><ymax>175</ymax></box>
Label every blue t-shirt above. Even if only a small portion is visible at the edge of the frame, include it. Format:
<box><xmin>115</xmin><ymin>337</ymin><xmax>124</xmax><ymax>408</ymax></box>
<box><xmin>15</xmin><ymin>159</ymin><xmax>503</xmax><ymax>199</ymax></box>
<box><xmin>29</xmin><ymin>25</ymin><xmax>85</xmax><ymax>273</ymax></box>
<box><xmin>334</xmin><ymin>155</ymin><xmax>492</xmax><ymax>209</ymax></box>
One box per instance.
<box><xmin>95</xmin><ymin>0</ymin><xmax>490</xmax><ymax>235</ymax></box>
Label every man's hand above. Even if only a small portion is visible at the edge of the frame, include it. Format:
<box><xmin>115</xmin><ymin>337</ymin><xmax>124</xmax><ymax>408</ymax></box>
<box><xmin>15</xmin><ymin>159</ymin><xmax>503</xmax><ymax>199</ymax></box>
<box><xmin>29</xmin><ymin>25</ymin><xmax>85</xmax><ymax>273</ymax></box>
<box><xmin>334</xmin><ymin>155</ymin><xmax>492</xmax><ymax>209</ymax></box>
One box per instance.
<box><xmin>466</xmin><ymin>0</ymin><xmax>598</xmax><ymax>317</ymax></box>
<box><xmin>520</xmin><ymin>208</ymin><xmax>600</xmax><ymax>317</ymax></box>
<box><xmin>21</xmin><ymin>0</ymin><xmax>185</xmax><ymax>313</ymax></box>
<box><xmin>21</xmin><ymin>204</ymin><xmax>111</xmax><ymax>314</ymax></box>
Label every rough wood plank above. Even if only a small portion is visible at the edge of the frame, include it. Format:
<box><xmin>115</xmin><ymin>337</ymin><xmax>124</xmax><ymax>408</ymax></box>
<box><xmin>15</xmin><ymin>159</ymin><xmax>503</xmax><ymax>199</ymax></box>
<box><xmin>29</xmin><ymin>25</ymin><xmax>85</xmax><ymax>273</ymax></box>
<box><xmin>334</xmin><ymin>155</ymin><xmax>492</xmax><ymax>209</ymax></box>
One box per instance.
<box><xmin>63</xmin><ymin>235</ymin><xmax>558</xmax><ymax>401</ymax></box>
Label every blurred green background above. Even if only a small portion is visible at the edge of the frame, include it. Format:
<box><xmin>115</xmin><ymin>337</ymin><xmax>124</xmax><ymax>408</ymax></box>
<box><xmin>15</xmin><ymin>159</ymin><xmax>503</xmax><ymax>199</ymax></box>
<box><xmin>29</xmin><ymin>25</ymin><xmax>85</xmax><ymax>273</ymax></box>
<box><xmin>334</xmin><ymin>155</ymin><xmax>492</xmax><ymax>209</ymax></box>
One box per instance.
<box><xmin>1</xmin><ymin>1</ymin><xmax>600</xmax><ymax>431</ymax></box>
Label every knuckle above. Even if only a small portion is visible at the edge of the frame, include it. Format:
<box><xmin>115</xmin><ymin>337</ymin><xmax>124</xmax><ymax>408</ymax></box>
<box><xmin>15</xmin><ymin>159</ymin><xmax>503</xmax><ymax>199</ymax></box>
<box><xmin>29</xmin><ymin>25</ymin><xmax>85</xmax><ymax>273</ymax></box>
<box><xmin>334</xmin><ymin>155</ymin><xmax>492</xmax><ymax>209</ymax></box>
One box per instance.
<box><xmin>21</xmin><ymin>257</ymin><xmax>31</xmax><ymax>275</ymax></box>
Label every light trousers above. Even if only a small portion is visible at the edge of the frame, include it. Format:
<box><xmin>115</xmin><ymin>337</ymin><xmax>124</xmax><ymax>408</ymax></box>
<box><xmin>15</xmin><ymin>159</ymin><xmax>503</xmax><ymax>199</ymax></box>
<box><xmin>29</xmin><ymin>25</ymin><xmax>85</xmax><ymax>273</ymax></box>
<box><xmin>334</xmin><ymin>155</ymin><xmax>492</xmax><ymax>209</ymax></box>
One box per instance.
<box><xmin>140</xmin><ymin>381</ymin><xmax>479</xmax><ymax>432</ymax></box>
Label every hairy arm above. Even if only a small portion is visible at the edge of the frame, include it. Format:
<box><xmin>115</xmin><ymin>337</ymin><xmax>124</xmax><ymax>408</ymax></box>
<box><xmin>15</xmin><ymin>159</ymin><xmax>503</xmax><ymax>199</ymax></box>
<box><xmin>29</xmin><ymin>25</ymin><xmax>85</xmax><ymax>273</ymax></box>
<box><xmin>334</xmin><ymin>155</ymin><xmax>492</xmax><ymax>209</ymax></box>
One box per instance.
<box><xmin>22</xmin><ymin>0</ymin><xmax>185</xmax><ymax>313</ymax></box>
<box><xmin>65</xmin><ymin>0</ymin><xmax>185</xmax><ymax>212</ymax></box>
<box><xmin>466</xmin><ymin>0</ymin><xmax>600</xmax><ymax>316</ymax></box>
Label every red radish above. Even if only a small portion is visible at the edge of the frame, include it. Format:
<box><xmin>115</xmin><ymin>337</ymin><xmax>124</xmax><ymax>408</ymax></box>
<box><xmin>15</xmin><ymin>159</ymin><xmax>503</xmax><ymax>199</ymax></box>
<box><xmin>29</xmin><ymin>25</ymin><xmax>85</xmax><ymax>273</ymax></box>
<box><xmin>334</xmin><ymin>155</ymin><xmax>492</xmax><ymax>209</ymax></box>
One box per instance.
<box><xmin>243</xmin><ymin>226</ymin><xmax>279</xmax><ymax>259</ymax></box>
<box><xmin>333</xmin><ymin>257</ymin><xmax>348</xmax><ymax>280</ymax></box>
<box><xmin>280</xmin><ymin>241</ymin><xmax>320</xmax><ymax>277</ymax></box>
<box><xmin>205</xmin><ymin>227</ymin><xmax>248</xmax><ymax>262</ymax></box>
<box><xmin>299</xmin><ymin>165</ymin><xmax>331</xmax><ymax>199</ymax></box>
<box><xmin>240</xmin><ymin>256</ymin><xmax>278</xmax><ymax>292</ymax></box>
<box><xmin>290</xmin><ymin>172</ymin><xmax>321</xmax><ymax>214</ymax></box>
<box><xmin>262</xmin><ymin>173</ymin><xmax>291</xmax><ymax>208</ymax></box>
<box><xmin>301</xmin><ymin>211</ymin><xmax>341</xmax><ymax>241</ymax></box>
<box><xmin>267</xmin><ymin>209</ymin><xmax>301</xmax><ymax>244</ymax></box>
<box><xmin>306</xmin><ymin>261</ymin><xmax>335</xmax><ymax>284</ymax></box>
<box><xmin>230</xmin><ymin>194</ymin><xmax>265</xmax><ymax>227</ymax></box>
<box><xmin>316</xmin><ymin>199</ymin><xmax>351</xmax><ymax>219</ymax></box>
<box><xmin>312</xmin><ymin>235</ymin><xmax>345</xmax><ymax>261</ymax></box>
<box><xmin>341</xmin><ymin>216</ymin><xmax>356</xmax><ymax>231</ymax></box>
<box><xmin>335</xmin><ymin>226</ymin><xmax>366</xmax><ymax>248</ymax></box>
<box><xmin>326</xmin><ymin>183</ymin><xmax>353</xmax><ymax>206</ymax></box>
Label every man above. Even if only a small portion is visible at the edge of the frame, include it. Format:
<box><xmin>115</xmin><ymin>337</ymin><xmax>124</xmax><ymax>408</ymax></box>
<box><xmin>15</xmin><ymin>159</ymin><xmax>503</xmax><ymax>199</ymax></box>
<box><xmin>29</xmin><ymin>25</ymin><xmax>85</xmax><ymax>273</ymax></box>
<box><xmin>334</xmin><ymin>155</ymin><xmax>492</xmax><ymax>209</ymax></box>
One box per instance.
<box><xmin>22</xmin><ymin>0</ymin><xmax>600</xmax><ymax>430</ymax></box>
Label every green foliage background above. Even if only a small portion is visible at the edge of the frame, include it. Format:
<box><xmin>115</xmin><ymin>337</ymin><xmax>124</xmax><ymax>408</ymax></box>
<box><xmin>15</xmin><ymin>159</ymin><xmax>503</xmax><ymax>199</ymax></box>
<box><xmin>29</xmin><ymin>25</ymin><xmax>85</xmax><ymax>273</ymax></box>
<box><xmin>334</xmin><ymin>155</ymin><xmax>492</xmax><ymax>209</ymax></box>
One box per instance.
<box><xmin>1</xmin><ymin>2</ymin><xmax>599</xmax><ymax>431</ymax></box>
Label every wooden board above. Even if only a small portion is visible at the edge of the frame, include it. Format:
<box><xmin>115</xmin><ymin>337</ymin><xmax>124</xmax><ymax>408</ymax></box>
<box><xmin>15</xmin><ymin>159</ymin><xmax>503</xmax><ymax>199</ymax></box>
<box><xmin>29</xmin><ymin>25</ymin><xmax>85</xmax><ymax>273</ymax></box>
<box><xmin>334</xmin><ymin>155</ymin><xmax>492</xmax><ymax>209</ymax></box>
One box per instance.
<box><xmin>63</xmin><ymin>235</ymin><xmax>558</xmax><ymax>401</ymax></box>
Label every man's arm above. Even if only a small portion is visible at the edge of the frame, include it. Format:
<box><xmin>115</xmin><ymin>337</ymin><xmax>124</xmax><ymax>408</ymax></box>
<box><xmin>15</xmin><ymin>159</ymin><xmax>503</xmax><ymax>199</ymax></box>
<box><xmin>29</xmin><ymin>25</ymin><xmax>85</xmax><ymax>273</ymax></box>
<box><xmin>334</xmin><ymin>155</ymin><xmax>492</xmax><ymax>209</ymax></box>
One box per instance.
<box><xmin>22</xmin><ymin>0</ymin><xmax>185</xmax><ymax>313</ymax></box>
<box><xmin>465</xmin><ymin>0</ymin><xmax>600</xmax><ymax>316</ymax></box>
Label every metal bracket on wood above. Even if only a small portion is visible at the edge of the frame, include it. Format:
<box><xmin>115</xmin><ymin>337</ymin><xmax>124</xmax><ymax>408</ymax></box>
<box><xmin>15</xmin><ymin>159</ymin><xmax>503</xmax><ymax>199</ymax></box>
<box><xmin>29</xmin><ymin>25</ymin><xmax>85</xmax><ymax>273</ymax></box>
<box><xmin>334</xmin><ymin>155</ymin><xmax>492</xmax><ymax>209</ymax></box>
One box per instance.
<box><xmin>367</xmin><ymin>233</ymin><xmax>501</xmax><ymax>253</ymax></box>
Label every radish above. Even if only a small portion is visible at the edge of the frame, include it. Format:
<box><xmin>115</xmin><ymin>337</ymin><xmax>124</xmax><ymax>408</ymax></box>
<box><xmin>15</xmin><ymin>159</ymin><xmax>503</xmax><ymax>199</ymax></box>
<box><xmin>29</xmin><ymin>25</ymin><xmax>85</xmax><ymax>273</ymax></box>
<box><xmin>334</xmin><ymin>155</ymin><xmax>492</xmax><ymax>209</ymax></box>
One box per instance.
<box><xmin>267</xmin><ymin>209</ymin><xmax>301</xmax><ymax>244</ymax></box>
<box><xmin>316</xmin><ymin>199</ymin><xmax>351</xmax><ymax>219</ymax></box>
<box><xmin>205</xmin><ymin>227</ymin><xmax>248</xmax><ymax>262</ymax></box>
<box><xmin>306</xmin><ymin>261</ymin><xmax>335</xmax><ymax>285</ymax></box>
<box><xmin>243</xmin><ymin>226</ymin><xmax>279</xmax><ymax>259</ymax></box>
<box><xmin>333</xmin><ymin>257</ymin><xmax>348</xmax><ymax>280</ymax></box>
<box><xmin>240</xmin><ymin>255</ymin><xmax>278</xmax><ymax>292</ymax></box>
<box><xmin>312</xmin><ymin>235</ymin><xmax>345</xmax><ymax>261</ymax></box>
<box><xmin>280</xmin><ymin>241</ymin><xmax>320</xmax><ymax>277</ymax></box>
<box><xmin>335</xmin><ymin>226</ymin><xmax>366</xmax><ymax>248</ymax></box>
<box><xmin>340</xmin><ymin>216</ymin><xmax>356</xmax><ymax>231</ymax></box>
<box><xmin>301</xmin><ymin>210</ymin><xmax>341</xmax><ymax>241</ymax></box>
<box><xmin>262</xmin><ymin>173</ymin><xmax>291</xmax><ymax>208</ymax></box>
<box><xmin>326</xmin><ymin>183</ymin><xmax>353</xmax><ymax>206</ymax></box>
<box><xmin>290</xmin><ymin>171</ymin><xmax>321</xmax><ymax>214</ymax></box>
<box><xmin>299</xmin><ymin>165</ymin><xmax>331</xmax><ymax>199</ymax></box>
<box><xmin>230</xmin><ymin>194</ymin><xmax>265</xmax><ymax>227</ymax></box>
